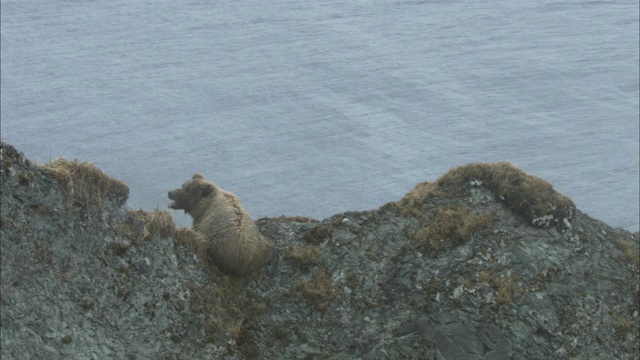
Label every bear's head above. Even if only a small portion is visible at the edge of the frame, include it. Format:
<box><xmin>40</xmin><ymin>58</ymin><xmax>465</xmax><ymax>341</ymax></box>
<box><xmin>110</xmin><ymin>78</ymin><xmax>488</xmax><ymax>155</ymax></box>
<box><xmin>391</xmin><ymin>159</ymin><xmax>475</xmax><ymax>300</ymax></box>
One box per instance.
<box><xmin>168</xmin><ymin>173</ymin><xmax>216</xmax><ymax>213</ymax></box>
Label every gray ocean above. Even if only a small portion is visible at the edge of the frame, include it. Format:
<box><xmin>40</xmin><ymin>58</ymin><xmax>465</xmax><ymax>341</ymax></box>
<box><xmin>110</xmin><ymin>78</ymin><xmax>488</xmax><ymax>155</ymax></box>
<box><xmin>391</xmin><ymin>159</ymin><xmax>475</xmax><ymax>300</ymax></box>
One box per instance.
<box><xmin>1</xmin><ymin>0</ymin><xmax>638</xmax><ymax>231</ymax></box>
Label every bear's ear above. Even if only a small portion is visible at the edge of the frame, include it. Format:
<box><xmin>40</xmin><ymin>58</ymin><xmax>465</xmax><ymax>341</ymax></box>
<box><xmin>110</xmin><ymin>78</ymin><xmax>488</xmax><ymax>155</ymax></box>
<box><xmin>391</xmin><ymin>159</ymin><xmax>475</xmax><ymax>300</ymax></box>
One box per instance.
<box><xmin>200</xmin><ymin>182</ymin><xmax>215</xmax><ymax>197</ymax></box>
<box><xmin>192</xmin><ymin>172</ymin><xmax>204</xmax><ymax>180</ymax></box>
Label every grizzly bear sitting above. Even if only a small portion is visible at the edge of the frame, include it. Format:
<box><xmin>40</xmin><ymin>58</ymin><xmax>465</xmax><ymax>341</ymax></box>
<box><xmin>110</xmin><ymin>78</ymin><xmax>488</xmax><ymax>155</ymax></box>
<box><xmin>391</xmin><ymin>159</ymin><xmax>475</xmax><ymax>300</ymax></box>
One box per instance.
<box><xmin>168</xmin><ymin>173</ymin><xmax>272</xmax><ymax>276</ymax></box>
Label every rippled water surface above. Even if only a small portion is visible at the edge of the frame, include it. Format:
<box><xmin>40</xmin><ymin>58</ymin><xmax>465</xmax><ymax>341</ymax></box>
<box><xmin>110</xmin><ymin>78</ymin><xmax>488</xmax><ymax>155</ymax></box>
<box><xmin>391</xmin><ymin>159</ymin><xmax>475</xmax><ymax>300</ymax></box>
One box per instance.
<box><xmin>2</xmin><ymin>0</ymin><xmax>638</xmax><ymax>230</ymax></box>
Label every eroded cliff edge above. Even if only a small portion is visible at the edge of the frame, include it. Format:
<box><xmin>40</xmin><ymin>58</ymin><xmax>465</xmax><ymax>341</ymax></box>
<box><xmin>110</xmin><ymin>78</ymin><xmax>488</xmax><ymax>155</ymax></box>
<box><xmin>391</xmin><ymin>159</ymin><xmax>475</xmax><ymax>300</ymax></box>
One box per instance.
<box><xmin>1</xmin><ymin>142</ymin><xmax>638</xmax><ymax>359</ymax></box>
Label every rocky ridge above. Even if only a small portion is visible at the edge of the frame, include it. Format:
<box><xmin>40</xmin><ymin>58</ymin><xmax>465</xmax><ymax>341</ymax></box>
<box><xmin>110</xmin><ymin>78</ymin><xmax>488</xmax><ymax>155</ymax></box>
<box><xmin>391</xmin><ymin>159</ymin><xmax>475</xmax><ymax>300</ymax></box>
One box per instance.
<box><xmin>1</xmin><ymin>142</ymin><xmax>638</xmax><ymax>359</ymax></box>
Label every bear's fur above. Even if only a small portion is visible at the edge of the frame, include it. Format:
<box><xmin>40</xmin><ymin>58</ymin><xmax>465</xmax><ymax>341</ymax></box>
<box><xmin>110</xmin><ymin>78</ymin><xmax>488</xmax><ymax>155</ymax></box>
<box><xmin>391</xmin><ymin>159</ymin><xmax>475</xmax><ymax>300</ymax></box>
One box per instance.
<box><xmin>168</xmin><ymin>173</ymin><xmax>272</xmax><ymax>276</ymax></box>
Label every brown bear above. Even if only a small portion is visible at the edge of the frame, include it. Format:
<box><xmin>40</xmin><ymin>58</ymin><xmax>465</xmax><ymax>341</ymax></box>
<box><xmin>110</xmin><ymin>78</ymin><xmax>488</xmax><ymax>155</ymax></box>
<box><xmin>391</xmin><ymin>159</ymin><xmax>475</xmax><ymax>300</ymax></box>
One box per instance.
<box><xmin>168</xmin><ymin>173</ymin><xmax>272</xmax><ymax>276</ymax></box>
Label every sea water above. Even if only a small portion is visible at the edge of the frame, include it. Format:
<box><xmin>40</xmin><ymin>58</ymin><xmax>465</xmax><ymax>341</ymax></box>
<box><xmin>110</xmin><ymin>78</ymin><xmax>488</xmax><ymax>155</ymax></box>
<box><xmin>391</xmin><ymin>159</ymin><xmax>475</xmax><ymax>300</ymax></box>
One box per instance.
<box><xmin>1</xmin><ymin>0</ymin><xmax>638</xmax><ymax>231</ymax></box>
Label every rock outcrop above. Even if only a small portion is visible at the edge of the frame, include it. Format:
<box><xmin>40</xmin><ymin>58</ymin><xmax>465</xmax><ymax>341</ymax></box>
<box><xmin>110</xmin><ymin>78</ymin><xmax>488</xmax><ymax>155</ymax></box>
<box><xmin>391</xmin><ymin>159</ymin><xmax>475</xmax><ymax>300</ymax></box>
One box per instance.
<box><xmin>1</xmin><ymin>142</ymin><xmax>638</xmax><ymax>359</ymax></box>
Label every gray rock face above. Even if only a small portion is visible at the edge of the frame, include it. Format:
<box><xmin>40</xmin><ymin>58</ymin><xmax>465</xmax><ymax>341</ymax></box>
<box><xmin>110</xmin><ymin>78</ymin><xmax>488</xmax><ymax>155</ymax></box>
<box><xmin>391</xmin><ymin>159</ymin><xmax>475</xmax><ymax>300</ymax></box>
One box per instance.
<box><xmin>1</xmin><ymin>142</ymin><xmax>638</xmax><ymax>359</ymax></box>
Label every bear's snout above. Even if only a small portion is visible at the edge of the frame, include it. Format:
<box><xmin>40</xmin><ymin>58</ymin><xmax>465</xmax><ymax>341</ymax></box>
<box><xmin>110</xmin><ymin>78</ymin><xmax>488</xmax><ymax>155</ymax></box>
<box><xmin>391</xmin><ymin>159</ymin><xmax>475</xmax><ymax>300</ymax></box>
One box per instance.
<box><xmin>168</xmin><ymin>190</ymin><xmax>180</xmax><ymax>209</ymax></box>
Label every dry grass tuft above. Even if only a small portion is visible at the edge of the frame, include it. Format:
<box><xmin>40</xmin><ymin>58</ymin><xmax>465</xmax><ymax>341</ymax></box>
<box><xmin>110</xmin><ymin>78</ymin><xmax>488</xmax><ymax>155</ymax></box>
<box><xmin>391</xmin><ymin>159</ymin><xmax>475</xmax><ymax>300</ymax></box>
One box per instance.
<box><xmin>286</xmin><ymin>245</ymin><xmax>323</xmax><ymax>271</ymax></box>
<box><xmin>611</xmin><ymin>315</ymin><xmax>635</xmax><ymax>340</ymax></box>
<box><xmin>411</xmin><ymin>206</ymin><xmax>494</xmax><ymax>252</ymax></box>
<box><xmin>18</xmin><ymin>172</ymin><xmax>36</xmax><ymax>186</ymax></box>
<box><xmin>615</xmin><ymin>238</ymin><xmax>640</xmax><ymax>269</ymax></box>
<box><xmin>470</xmin><ymin>271</ymin><xmax>525</xmax><ymax>306</ymax></box>
<box><xmin>129</xmin><ymin>209</ymin><xmax>226</xmax><ymax>275</ymax></box>
<box><xmin>125</xmin><ymin>209</ymin><xmax>205</xmax><ymax>258</ymax></box>
<box><xmin>401</xmin><ymin>162</ymin><xmax>575</xmax><ymax>227</ymax></box>
<box><xmin>494</xmin><ymin>275</ymin><xmax>523</xmax><ymax>306</ymax></box>
<box><xmin>303</xmin><ymin>224</ymin><xmax>332</xmax><ymax>244</ymax></box>
<box><xmin>130</xmin><ymin>209</ymin><xmax>176</xmax><ymax>241</ymax></box>
<box><xmin>398</xmin><ymin>181</ymin><xmax>440</xmax><ymax>217</ymax></box>
<box><xmin>185</xmin><ymin>280</ymin><xmax>267</xmax><ymax>350</ymax></box>
<box><xmin>117</xmin><ymin>213</ymin><xmax>143</xmax><ymax>244</ymax></box>
<box><xmin>44</xmin><ymin>158</ymin><xmax>129</xmax><ymax>208</ymax></box>
<box><xmin>292</xmin><ymin>269</ymin><xmax>340</xmax><ymax>312</ymax></box>
<box><xmin>173</xmin><ymin>227</ymin><xmax>205</xmax><ymax>250</ymax></box>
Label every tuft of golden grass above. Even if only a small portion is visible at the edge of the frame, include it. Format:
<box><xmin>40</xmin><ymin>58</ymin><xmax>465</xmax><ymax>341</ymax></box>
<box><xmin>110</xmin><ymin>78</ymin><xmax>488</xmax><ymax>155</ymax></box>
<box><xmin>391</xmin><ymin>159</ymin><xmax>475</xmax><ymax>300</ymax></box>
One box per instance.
<box><xmin>127</xmin><ymin>209</ymin><xmax>206</xmax><ymax>256</ymax></box>
<box><xmin>286</xmin><ymin>245</ymin><xmax>322</xmax><ymax>271</ymax></box>
<box><xmin>411</xmin><ymin>206</ymin><xmax>494</xmax><ymax>252</ymax></box>
<box><xmin>130</xmin><ymin>209</ymin><xmax>176</xmax><ymax>241</ymax></box>
<box><xmin>400</xmin><ymin>162</ymin><xmax>575</xmax><ymax>227</ymax></box>
<box><xmin>611</xmin><ymin>315</ymin><xmax>635</xmax><ymax>340</ymax></box>
<box><xmin>303</xmin><ymin>224</ymin><xmax>332</xmax><ymax>244</ymax></box>
<box><xmin>184</xmin><ymin>280</ymin><xmax>267</xmax><ymax>350</ymax></box>
<box><xmin>468</xmin><ymin>271</ymin><xmax>525</xmax><ymax>306</ymax></box>
<box><xmin>495</xmin><ymin>275</ymin><xmax>522</xmax><ymax>306</ymax></box>
<box><xmin>398</xmin><ymin>181</ymin><xmax>442</xmax><ymax>217</ymax></box>
<box><xmin>291</xmin><ymin>269</ymin><xmax>340</xmax><ymax>312</ymax></box>
<box><xmin>44</xmin><ymin>158</ymin><xmax>129</xmax><ymax>208</ymax></box>
<box><xmin>615</xmin><ymin>238</ymin><xmax>640</xmax><ymax>269</ymax></box>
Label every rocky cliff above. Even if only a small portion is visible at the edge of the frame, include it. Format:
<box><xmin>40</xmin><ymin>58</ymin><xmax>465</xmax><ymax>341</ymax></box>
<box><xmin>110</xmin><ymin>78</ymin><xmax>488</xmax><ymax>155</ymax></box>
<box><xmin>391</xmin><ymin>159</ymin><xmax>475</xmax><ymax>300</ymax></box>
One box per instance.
<box><xmin>1</xmin><ymin>142</ymin><xmax>638</xmax><ymax>360</ymax></box>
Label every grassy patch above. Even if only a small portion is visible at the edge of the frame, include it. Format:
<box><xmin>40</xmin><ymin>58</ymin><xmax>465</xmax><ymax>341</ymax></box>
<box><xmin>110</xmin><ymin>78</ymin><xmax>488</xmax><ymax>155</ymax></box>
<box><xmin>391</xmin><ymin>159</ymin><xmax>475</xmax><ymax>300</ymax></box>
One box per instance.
<box><xmin>291</xmin><ymin>269</ymin><xmax>340</xmax><ymax>312</ymax></box>
<box><xmin>303</xmin><ymin>224</ymin><xmax>332</xmax><ymax>244</ymax></box>
<box><xmin>615</xmin><ymin>237</ymin><xmax>640</xmax><ymax>269</ymax></box>
<box><xmin>469</xmin><ymin>271</ymin><xmax>526</xmax><ymax>306</ymax></box>
<box><xmin>400</xmin><ymin>162</ymin><xmax>575</xmax><ymax>228</ymax></box>
<box><xmin>494</xmin><ymin>275</ymin><xmax>524</xmax><ymax>306</ymax></box>
<box><xmin>18</xmin><ymin>171</ymin><xmax>36</xmax><ymax>186</ymax></box>
<box><xmin>44</xmin><ymin>158</ymin><xmax>129</xmax><ymax>208</ymax></box>
<box><xmin>185</xmin><ymin>279</ymin><xmax>267</xmax><ymax>351</ymax></box>
<box><xmin>410</xmin><ymin>206</ymin><xmax>493</xmax><ymax>252</ymax></box>
<box><xmin>286</xmin><ymin>245</ymin><xmax>322</xmax><ymax>271</ymax></box>
<box><xmin>611</xmin><ymin>315</ymin><xmax>635</xmax><ymax>340</ymax></box>
<box><xmin>107</xmin><ymin>241</ymin><xmax>132</xmax><ymax>256</ymax></box>
<box><xmin>399</xmin><ymin>181</ymin><xmax>439</xmax><ymax>216</ymax></box>
<box><xmin>127</xmin><ymin>209</ymin><xmax>207</xmax><ymax>264</ymax></box>
<box><xmin>129</xmin><ymin>209</ymin><xmax>176</xmax><ymax>241</ymax></box>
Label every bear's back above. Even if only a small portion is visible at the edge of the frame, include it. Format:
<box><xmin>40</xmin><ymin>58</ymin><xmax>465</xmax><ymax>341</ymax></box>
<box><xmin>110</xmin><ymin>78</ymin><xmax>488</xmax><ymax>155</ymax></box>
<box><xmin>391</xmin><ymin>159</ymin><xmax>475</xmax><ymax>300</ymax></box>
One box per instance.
<box><xmin>194</xmin><ymin>189</ymin><xmax>272</xmax><ymax>275</ymax></box>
